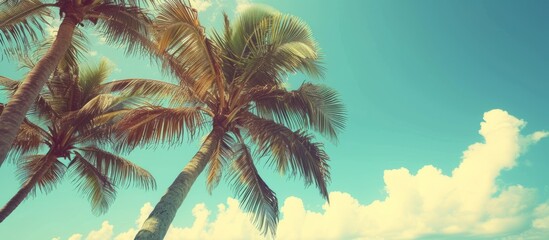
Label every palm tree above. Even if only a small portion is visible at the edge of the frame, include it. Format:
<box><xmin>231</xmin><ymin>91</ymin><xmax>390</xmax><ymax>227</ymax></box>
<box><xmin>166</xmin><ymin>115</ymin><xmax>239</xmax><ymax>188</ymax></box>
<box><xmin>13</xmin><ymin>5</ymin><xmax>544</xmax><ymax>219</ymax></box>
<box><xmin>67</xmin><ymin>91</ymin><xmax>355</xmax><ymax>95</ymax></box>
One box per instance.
<box><xmin>113</xmin><ymin>3</ymin><xmax>345</xmax><ymax>239</ymax></box>
<box><xmin>0</xmin><ymin>59</ymin><xmax>157</xmax><ymax>223</ymax></box>
<box><xmin>0</xmin><ymin>0</ymin><xmax>155</xmax><ymax>167</ymax></box>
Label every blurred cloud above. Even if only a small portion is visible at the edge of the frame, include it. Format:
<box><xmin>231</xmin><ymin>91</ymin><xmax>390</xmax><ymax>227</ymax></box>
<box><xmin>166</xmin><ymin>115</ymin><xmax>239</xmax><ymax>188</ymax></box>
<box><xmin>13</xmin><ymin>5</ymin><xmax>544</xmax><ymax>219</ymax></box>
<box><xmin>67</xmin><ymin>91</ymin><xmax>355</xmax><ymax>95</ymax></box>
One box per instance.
<box><xmin>235</xmin><ymin>0</ymin><xmax>251</xmax><ymax>13</ymax></box>
<box><xmin>44</xmin><ymin>18</ymin><xmax>61</xmax><ymax>37</ymax></box>
<box><xmin>60</xmin><ymin>109</ymin><xmax>549</xmax><ymax>239</ymax></box>
<box><xmin>189</xmin><ymin>0</ymin><xmax>213</xmax><ymax>12</ymax></box>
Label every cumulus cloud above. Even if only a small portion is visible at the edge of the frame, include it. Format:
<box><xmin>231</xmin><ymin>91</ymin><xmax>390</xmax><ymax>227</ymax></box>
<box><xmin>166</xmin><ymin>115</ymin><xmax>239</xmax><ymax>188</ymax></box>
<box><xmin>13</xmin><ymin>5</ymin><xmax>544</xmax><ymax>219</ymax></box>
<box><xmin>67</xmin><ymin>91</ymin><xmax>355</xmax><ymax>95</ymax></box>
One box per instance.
<box><xmin>61</xmin><ymin>109</ymin><xmax>548</xmax><ymax>239</ymax></box>
<box><xmin>87</xmin><ymin>221</ymin><xmax>114</xmax><ymax>240</ymax></box>
<box><xmin>64</xmin><ymin>199</ymin><xmax>261</xmax><ymax>240</ymax></box>
<box><xmin>501</xmin><ymin>201</ymin><xmax>549</xmax><ymax>239</ymax></box>
<box><xmin>66</xmin><ymin>221</ymin><xmax>113</xmax><ymax>240</ymax></box>
<box><xmin>67</xmin><ymin>234</ymin><xmax>82</xmax><ymax>240</ymax></box>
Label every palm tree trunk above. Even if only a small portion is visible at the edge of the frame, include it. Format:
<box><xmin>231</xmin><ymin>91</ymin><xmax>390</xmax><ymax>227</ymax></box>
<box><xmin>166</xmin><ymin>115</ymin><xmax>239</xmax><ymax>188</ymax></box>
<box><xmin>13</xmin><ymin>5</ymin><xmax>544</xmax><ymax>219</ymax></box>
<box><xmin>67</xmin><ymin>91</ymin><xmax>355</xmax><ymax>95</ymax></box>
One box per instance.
<box><xmin>0</xmin><ymin>154</ymin><xmax>55</xmax><ymax>223</ymax></box>
<box><xmin>135</xmin><ymin>129</ymin><xmax>224</xmax><ymax>240</ymax></box>
<box><xmin>0</xmin><ymin>16</ymin><xmax>78</xmax><ymax>167</ymax></box>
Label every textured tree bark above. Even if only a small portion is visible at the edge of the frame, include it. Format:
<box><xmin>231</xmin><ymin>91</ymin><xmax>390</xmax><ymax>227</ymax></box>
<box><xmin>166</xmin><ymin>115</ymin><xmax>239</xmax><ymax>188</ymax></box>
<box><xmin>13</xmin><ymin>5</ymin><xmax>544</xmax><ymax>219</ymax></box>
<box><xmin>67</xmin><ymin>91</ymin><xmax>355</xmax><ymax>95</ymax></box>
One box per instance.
<box><xmin>0</xmin><ymin>154</ymin><xmax>55</xmax><ymax>223</ymax></box>
<box><xmin>135</xmin><ymin>129</ymin><xmax>223</xmax><ymax>240</ymax></box>
<box><xmin>0</xmin><ymin>16</ymin><xmax>77</xmax><ymax>167</ymax></box>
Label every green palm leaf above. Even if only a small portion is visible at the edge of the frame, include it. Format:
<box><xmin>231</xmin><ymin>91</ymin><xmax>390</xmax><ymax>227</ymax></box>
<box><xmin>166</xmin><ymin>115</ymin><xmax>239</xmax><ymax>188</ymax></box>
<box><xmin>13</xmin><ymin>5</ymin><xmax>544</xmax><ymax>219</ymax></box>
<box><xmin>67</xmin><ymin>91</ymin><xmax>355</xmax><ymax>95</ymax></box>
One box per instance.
<box><xmin>76</xmin><ymin>146</ymin><xmax>156</xmax><ymax>190</ymax></box>
<box><xmin>0</xmin><ymin>0</ymin><xmax>51</xmax><ymax>57</ymax></box>
<box><xmin>99</xmin><ymin>78</ymin><xmax>194</xmax><ymax>106</ymax></box>
<box><xmin>0</xmin><ymin>104</ymin><xmax>47</xmax><ymax>158</ymax></box>
<box><xmin>155</xmin><ymin>0</ymin><xmax>224</xmax><ymax>98</ymax></box>
<box><xmin>16</xmin><ymin>154</ymin><xmax>66</xmax><ymax>196</ymax></box>
<box><xmin>241</xmin><ymin>13</ymin><xmax>323</xmax><ymax>81</ymax></box>
<box><xmin>229</xmin><ymin>143</ymin><xmax>278</xmax><ymax>237</ymax></box>
<box><xmin>205</xmin><ymin>132</ymin><xmax>235</xmax><ymax>193</ymax></box>
<box><xmin>31</xmin><ymin>28</ymin><xmax>89</xmax><ymax>71</ymax></box>
<box><xmin>243</xmin><ymin>115</ymin><xmax>330</xmax><ymax>200</ymax></box>
<box><xmin>91</xmin><ymin>3</ymin><xmax>152</xmax><ymax>56</ymax></box>
<box><xmin>78</xmin><ymin>59</ymin><xmax>113</xmax><ymax>100</ymax></box>
<box><xmin>252</xmin><ymin>83</ymin><xmax>346</xmax><ymax>141</ymax></box>
<box><xmin>10</xmin><ymin>119</ymin><xmax>48</xmax><ymax>158</ymax></box>
<box><xmin>64</xmin><ymin>94</ymin><xmax>144</xmax><ymax>130</ymax></box>
<box><xmin>115</xmin><ymin>106</ymin><xmax>206</xmax><ymax>151</ymax></box>
<box><xmin>69</xmin><ymin>152</ymin><xmax>116</xmax><ymax>215</ymax></box>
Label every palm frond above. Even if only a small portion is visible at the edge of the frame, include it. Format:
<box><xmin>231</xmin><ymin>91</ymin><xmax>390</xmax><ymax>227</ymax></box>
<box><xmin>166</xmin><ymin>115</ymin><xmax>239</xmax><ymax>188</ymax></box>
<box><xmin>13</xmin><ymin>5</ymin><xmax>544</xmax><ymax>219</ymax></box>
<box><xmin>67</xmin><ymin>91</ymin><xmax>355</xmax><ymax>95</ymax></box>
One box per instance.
<box><xmin>0</xmin><ymin>0</ymin><xmax>51</xmax><ymax>58</ymax></box>
<box><xmin>155</xmin><ymin>0</ymin><xmax>224</xmax><ymax>98</ymax></box>
<box><xmin>76</xmin><ymin>109</ymin><xmax>132</xmax><ymax>145</ymax></box>
<box><xmin>69</xmin><ymin>152</ymin><xmax>115</xmax><ymax>215</ymax></box>
<box><xmin>110</xmin><ymin>0</ymin><xmax>156</xmax><ymax>8</ymax></box>
<box><xmin>255</xmin><ymin>13</ymin><xmax>323</xmax><ymax>77</ymax></box>
<box><xmin>89</xmin><ymin>2</ymin><xmax>202</xmax><ymax>99</ymax></box>
<box><xmin>0</xmin><ymin>75</ymin><xmax>59</xmax><ymax>119</ymax></box>
<box><xmin>9</xmin><ymin>118</ymin><xmax>47</xmax><ymax>158</ymax></box>
<box><xmin>46</xmin><ymin>63</ymin><xmax>82</xmax><ymax>114</ymax></box>
<box><xmin>252</xmin><ymin>83</ymin><xmax>345</xmax><ymax>141</ymax></box>
<box><xmin>78</xmin><ymin>58</ymin><xmax>113</xmax><ymax>100</ymax></box>
<box><xmin>0</xmin><ymin>103</ymin><xmax>47</xmax><ymax>159</ymax></box>
<box><xmin>31</xmin><ymin>91</ymin><xmax>59</xmax><ymax>119</ymax></box>
<box><xmin>229</xmin><ymin>143</ymin><xmax>278</xmax><ymax>236</ymax></box>
<box><xmin>229</xmin><ymin>4</ymin><xmax>279</xmax><ymax>57</ymax></box>
<box><xmin>86</xmin><ymin>108</ymin><xmax>131</xmax><ymax>128</ymax></box>
<box><xmin>63</xmin><ymin>94</ymin><xmax>144</xmax><ymax>130</ymax></box>
<box><xmin>211</xmin><ymin>17</ymin><xmax>239</xmax><ymax>85</ymax></box>
<box><xmin>205</xmin><ymin>132</ymin><xmax>235</xmax><ymax>193</ymax></box>
<box><xmin>92</xmin><ymin>3</ymin><xmax>152</xmax><ymax>56</ymax></box>
<box><xmin>16</xmin><ymin>154</ymin><xmax>66</xmax><ymax>196</ymax></box>
<box><xmin>76</xmin><ymin>146</ymin><xmax>156</xmax><ymax>190</ymax></box>
<box><xmin>243</xmin><ymin>115</ymin><xmax>330</xmax><ymax>200</ymax></box>
<box><xmin>99</xmin><ymin>78</ymin><xmax>194</xmax><ymax>106</ymax></box>
<box><xmin>0</xmin><ymin>76</ymin><xmax>19</xmax><ymax>89</ymax></box>
<box><xmin>227</xmin><ymin>6</ymin><xmax>323</xmax><ymax>87</ymax></box>
<box><xmin>210</xmin><ymin>12</ymin><xmax>233</xmax><ymax>58</ymax></box>
<box><xmin>33</xmin><ymin>27</ymin><xmax>89</xmax><ymax>72</ymax></box>
<box><xmin>115</xmin><ymin>106</ymin><xmax>205</xmax><ymax>152</ymax></box>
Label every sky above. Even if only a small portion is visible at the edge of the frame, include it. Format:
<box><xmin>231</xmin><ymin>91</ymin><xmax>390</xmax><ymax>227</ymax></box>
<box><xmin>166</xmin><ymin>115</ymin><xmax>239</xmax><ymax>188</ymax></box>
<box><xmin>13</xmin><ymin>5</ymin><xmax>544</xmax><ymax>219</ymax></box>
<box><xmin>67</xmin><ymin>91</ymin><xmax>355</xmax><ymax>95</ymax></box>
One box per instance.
<box><xmin>1</xmin><ymin>0</ymin><xmax>549</xmax><ymax>239</ymax></box>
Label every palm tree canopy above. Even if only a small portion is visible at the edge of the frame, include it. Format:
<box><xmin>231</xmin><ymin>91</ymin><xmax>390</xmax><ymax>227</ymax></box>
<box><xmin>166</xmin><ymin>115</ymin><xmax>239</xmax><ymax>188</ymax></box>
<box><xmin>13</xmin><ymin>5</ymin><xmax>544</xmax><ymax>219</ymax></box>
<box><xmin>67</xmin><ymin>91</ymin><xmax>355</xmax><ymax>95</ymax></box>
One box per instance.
<box><xmin>0</xmin><ymin>0</ymin><xmax>155</xmax><ymax>59</ymax></box>
<box><xmin>1</xmin><ymin>59</ymin><xmax>156</xmax><ymax>214</ymax></box>
<box><xmin>0</xmin><ymin>0</ymin><xmax>168</xmax><ymax>169</ymax></box>
<box><xmin>115</xmin><ymin>3</ymin><xmax>346</xmax><ymax>237</ymax></box>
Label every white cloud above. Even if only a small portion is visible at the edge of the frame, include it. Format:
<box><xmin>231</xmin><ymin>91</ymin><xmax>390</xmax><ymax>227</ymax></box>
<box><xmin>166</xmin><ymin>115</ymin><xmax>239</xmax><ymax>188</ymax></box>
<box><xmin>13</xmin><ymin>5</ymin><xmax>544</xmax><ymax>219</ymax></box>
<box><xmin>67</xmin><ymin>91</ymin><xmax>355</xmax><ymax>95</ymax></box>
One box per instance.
<box><xmin>503</xmin><ymin>202</ymin><xmax>549</xmax><ymax>239</ymax></box>
<box><xmin>62</xmin><ymin>109</ymin><xmax>549</xmax><ymax>239</ymax></box>
<box><xmin>88</xmin><ymin>51</ymin><xmax>98</xmax><ymax>57</ymax></box>
<box><xmin>82</xmin><ymin>199</ymin><xmax>261</xmax><ymax>240</ymax></box>
<box><xmin>190</xmin><ymin>0</ymin><xmax>213</xmax><ymax>12</ymax></box>
<box><xmin>67</xmin><ymin>234</ymin><xmax>82</xmax><ymax>240</ymax></box>
<box><xmin>63</xmin><ymin>222</ymin><xmax>113</xmax><ymax>240</ymax></box>
<box><xmin>236</xmin><ymin>0</ymin><xmax>251</xmax><ymax>13</ymax></box>
<box><xmin>44</xmin><ymin>17</ymin><xmax>61</xmax><ymax>37</ymax></box>
<box><xmin>86</xmin><ymin>221</ymin><xmax>114</xmax><ymax>240</ymax></box>
<box><xmin>151</xmin><ymin>0</ymin><xmax>212</xmax><ymax>13</ymax></box>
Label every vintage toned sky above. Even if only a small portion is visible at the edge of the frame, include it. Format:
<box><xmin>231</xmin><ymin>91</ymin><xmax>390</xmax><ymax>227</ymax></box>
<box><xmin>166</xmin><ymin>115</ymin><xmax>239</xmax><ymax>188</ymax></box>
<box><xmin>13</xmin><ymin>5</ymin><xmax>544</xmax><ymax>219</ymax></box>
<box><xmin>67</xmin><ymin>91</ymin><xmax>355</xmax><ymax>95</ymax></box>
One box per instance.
<box><xmin>2</xmin><ymin>0</ymin><xmax>549</xmax><ymax>239</ymax></box>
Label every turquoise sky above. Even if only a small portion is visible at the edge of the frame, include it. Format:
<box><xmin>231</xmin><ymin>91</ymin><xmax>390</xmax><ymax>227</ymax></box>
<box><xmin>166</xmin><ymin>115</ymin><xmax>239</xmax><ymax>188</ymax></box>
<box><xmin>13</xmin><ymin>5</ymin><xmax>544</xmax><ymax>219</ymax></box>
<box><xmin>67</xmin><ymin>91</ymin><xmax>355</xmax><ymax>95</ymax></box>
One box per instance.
<box><xmin>1</xmin><ymin>0</ymin><xmax>549</xmax><ymax>239</ymax></box>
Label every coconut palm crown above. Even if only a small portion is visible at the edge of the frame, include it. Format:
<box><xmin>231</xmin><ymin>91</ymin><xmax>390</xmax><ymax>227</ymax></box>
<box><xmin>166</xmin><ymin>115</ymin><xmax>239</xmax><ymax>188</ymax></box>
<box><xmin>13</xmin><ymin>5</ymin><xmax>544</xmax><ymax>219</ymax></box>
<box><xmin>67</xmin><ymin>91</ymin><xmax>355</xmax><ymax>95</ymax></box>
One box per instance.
<box><xmin>0</xmin><ymin>0</ymin><xmax>155</xmax><ymax>167</ymax></box>
<box><xmin>113</xmin><ymin>2</ymin><xmax>346</xmax><ymax>239</ymax></box>
<box><xmin>0</xmin><ymin>59</ymin><xmax>156</xmax><ymax>223</ymax></box>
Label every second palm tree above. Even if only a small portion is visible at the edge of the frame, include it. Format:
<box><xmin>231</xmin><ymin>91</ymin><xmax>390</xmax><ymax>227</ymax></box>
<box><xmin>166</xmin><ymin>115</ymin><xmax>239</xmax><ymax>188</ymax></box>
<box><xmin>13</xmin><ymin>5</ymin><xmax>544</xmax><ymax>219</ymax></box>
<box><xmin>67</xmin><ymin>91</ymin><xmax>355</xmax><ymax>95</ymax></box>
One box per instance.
<box><xmin>114</xmin><ymin>2</ymin><xmax>346</xmax><ymax>239</ymax></box>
